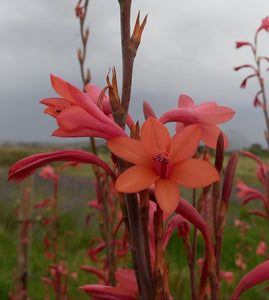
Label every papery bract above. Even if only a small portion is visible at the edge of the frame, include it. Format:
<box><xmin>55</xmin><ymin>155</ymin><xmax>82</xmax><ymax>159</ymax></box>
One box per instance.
<box><xmin>159</xmin><ymin>95</ymin><xmax>235</xmax><ymax>149</ymax></box>
<box><xmin>40</xmin><ymin>75</ymin><xmax>127</xmax><ymax>139</ymax></box>
<box><xmin>107</xmin><ymin>117</ymin><xmax>219</xmax><ymax>214</ymax></box>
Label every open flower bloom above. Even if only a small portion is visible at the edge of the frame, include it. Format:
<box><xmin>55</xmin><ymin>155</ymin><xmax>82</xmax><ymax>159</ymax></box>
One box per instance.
<box><xmin>107</xmin><ymin>117</ymin><xmax>219</xmax><ymax>215</ymax></box>
<box><xmin>159</xmin><ymin>95</ymin><xmax>235</xmax><ymax>149</ymax></box>
<box><xmin>40</xmin><ymin>75</ymin><xmax>127</xmax><ymax>139</ymax></box>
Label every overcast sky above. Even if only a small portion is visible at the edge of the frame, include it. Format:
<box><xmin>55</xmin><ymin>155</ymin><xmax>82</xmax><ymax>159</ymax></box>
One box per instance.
<box><xmin>1</xmin><ymin>0</ymin><xmax>269</xmax><ymax>149</ymax></box>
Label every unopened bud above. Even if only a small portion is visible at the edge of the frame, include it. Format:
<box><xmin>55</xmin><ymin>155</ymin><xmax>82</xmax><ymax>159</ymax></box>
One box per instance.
<box><xmin>143</xmin><ymin>101</ymin><xmax>157</xmax><ymax>120</ymax></box>
<box><xmin>85</xmin><ymin>28</ymin><xmax>89</xmax><ymax>41</ymax></box>
<box><xmin>86</xmin><ymin>69</ymin><xmax>91</xmax><ymax>84</ymax></box>
<box><xmin>77</xmin><ymin>49</ymin><xmax>83</xmax><ymax>62</ymax></box>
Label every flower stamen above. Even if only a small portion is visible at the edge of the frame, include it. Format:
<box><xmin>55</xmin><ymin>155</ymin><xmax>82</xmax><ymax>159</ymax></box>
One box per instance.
<box><xmin>153</xmin><ymin>152</ymin><xmax>171</xmax><ymax>178</ymax></box>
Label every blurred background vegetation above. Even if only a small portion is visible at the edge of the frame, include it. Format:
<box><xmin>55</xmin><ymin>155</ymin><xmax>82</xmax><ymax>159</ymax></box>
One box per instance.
<box><xmin>1</xmin><ymin>142</ymin><xmax>269</xmax><ymax>299</ymax></box>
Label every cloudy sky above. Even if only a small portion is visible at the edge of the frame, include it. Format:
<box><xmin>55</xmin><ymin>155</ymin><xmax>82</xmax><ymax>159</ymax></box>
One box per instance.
<box><xmin>1</xmin><ymin>0</ymin><xmax>269</xmax><ymax>149</ymax></box>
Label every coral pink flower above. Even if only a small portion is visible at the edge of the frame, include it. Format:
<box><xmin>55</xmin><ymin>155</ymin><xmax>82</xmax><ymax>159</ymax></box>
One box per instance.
<box><xmin>107</xmin><ymin>117</ymin><xmax>219</xmax><ymax>214</ymax></box>
<box><xmin>219</xmin><ymin>271</ymin><xmax>234</xmax><ymax>285</ymax></box>
<box><xmin>159</xmin><ymin>95</ymin><xmax>235</xmax><ymax>149</ymax></box>
<box><xmin>231</xmin><ymin>260</ymin><xmax>269</xmax><ymax>300</ymax></box>
<box><xmin>236</xmin><ymin>179</ymin><xmax>267</xmax><ymax>206</ymax></box>
<box><xmin>79</xmin><ymin>268</ymin><xmax>173</xmax><ymax>300</ymax></box>
<box><xmin>79</xmin><ymin>268</ymin><xmax>138</xmax><ymax>300</ymax></box>
<box><xmin>8</xmin><ymin>150</ymin><xmax>115</xmax><ymax>182</ymax></box>
<box><xmin>256</xmin><ymin>241</ymin><xmax>267</xmax><ymax>256</ymax></box>
<box><xmin>257</xmin><ymin>16</ymin><xmax>269</xmax><ymax>34</ymax></box>
<box><xmin>234</xmin><ymin>219</ymin><xmax>244</xmax><ymax>227</ymax></box>
<box><xmin>39</xmin><ymin>165</ymin><xmax>56</xmax><ymax>179</ymax></box>
<box><xmin>85</xmin><ymin>83</ymin><xmax>135</xmax><ymax>128</ymax></box>
<box><xmin>235</xmin><ymin>253</ymin><xmax>247</xmax><ymax>271</ymax></box>
<box><xmin>40</xmin><ymin>75</ymin><xmax>127</xmax><ymax>139</ymax></box>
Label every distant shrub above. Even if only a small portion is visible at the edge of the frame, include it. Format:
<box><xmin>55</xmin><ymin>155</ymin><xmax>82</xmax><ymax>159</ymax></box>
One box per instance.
<box><xmin>0</xmin><ymin>148</ymin><xmax>34</xmax><ymax>167</ymax></box>
<box><xmin>244</xmin><ymin>143</ymin><xmax>269</xmax><ymax>158</ymax></box>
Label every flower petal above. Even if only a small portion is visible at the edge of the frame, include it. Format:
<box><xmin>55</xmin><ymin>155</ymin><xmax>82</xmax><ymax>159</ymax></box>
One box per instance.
<box><xmin>199</xmin><ymin>124</ymin><xmax>229</xmax><ymax>149</ymax></box>
<box><xmin>78</xmin><ymin>284</ymin><xmax>136</xmax><ymax>300</ymax></box>
<box><xmin>178</xmin><ymin>95</ymin><xmax>195</xmax><ymax>109</ymax></box>
<box><xmin>54</xmin><ymin>106</ymin><xmax>125</xmax><ymax>139</ymax></box>
<box><xmin>169</xmin><ymin>125</ymin><xmax>201</xmax><ymax>163</ymax></box>
<box><xmin>155</xmin><ymin>179</ymin><xmax>179</xmax><ymax>215</ymax></box>
<box><xmin>175</xmin><ymin>122</ymin><xmax>185</xmax><ymax>133</ymax></box>
<box><xmin>106</xmin><ymin>137</ymin><xmax>151</xmax><ymax>165</ymax></box>
<box><xmin>159</xmin><ymin>108</ymin><xmax>197</xmax><ymax>124</ymax></box>
<box><xmin>170</xmin><ymin>159</ymin><xmax>219</xmax><ymax>188</ymax></box>
<box><xmin>40</xmin><ymin>97</ymin><xmax>72</xmax><ymax>108</ymax></box>
<box><xmin>115</xmin><ymin>165</ymin><xmax>158</xmax><ymax>193</ymax></box>
<box><xmin>85</xmin><ymin>84</ymin><xmax>112</xmax><ymax>116</ymax></box>
<box><xmin>116</xmin><ymin>269</ymin><xmax>138</xmax><ymax>295</ymax></box>
<box><xmin>50</xmin><ymin>75</ymin><xmax>76</xmax><ymax>104</ymax></box>
<box><xmin>56</xmin><ymin>106</ymin><xmax>99</xmax><ymax>130</ymax></box>
<box><xmin>85</xmin><ymin>84</ymin><xmax>107</xmax><ymax>104</ymax></box>
<box><xmin>140</xmin><ymin>117</ymin><xmax>171</xmax><ymax>157</ymax></box>
<box><xmin>66</xmin><ymin>81</ymin><xmax>111</xmax><ymax>122</ymax></box>
<box><xmin>194</xmin><ymin>102</ymin><xmax>235</xmax><ymax>124</ymax></box>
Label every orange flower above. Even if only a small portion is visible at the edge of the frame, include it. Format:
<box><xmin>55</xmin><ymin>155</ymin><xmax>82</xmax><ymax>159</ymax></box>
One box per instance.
<box><xmin>107</xmin><ymin>117</ymin><xmax>219</xmax><ymax>214</ymax></box>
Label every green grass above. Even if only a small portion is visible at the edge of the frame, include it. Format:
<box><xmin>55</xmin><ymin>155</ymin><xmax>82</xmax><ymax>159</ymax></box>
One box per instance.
<box><xmin>1</xmin><ymin>143</ymin><xmax>269</xmax><ymax>299</ymax></box>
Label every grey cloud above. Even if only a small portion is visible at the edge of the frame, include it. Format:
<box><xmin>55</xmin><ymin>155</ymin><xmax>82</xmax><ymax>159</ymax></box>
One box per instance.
<box><xmin>1</xmin><ymin>0</ymin><xmax>269</xmax><ymax>149</ymax></box>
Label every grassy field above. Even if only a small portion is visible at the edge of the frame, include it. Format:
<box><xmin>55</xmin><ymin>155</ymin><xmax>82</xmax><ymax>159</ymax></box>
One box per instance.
<box><xmin>1</xmin><ymin>143</ymin><xmax>269</xmax><ymax>299</ymax></box>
